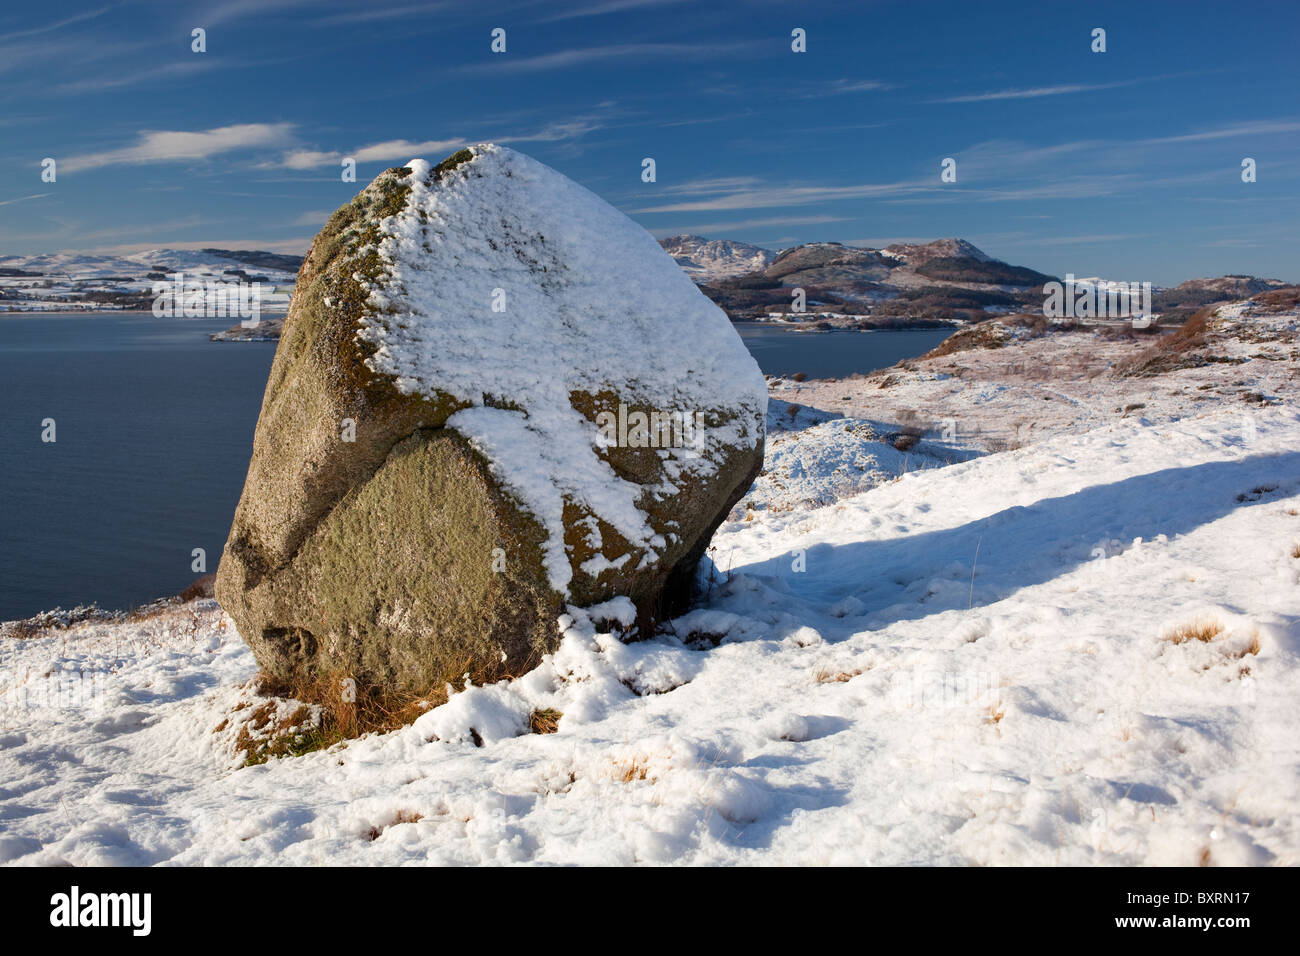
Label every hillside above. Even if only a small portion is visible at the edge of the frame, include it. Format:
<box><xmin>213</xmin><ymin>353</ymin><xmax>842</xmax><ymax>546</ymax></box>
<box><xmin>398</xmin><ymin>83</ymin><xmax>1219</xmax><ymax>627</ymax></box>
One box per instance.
<box><xmin>3</xmin><ymin>393</ymin><xmax>1295</xmax><ymax>865</ymax></box>
<box><xmin>3</xmin><ymin>288</ymin><xmax>1297</xmax><ymax>864</ymax></box>
<box><xmin>666</xmin><ymin>237</ymin><xmax>1060</xmax><ymax>326</ymax></box>
<box><xmin>657</xmin><ymin>235</ymin><xmax>776</xmax><ymax>281</ymax></box>
<box><xmin>0</xmin><ymin>248</ymin><xmax>299</xmax><ymax>314</ymax></box>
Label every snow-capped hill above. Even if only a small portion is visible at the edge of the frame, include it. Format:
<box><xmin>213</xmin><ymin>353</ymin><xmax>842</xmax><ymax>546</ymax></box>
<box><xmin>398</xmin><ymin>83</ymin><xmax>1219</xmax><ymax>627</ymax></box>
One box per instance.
<box><xmin>1172</xmin><ymin>275</ymin><xmax>1288</xmax><ymax>298</ymax></box>
<box><xmin>763</xmin><ymin>242</ymin><xmax>895</xmax><ymax>283</ymax></box>
<box><xmin>883</xmin><ymin>238</ymin><xmax>991</xmax><ymax>266</ymax></box>
<box><xmin>0</xmin><ymin>248</ymin><xmax>301</xmax><ymax>280</ymax></box>
<box><xmin>0</xmin><ymin>248</ymin><xmax>301</xmax><ymax>313</ymax></box>
<box><xmin>658</xmin><ymin>235</ymin><xmax>776</xmax><ymax>281</ymax></box>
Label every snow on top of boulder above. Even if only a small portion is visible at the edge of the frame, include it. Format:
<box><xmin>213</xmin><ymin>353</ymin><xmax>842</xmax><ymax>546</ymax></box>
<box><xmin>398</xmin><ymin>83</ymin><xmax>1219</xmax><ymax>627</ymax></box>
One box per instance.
<box><xmin>356</xmin><ymin>144</ymin><xmax>767</xmax><ymax>593</ymax></box>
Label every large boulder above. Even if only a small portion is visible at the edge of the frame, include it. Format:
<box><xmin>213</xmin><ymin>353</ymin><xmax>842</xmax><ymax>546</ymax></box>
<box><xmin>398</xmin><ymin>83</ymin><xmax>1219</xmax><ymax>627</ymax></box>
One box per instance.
<box><xmin>216</xmin><ymin>144</ymin><xmax>766</xmax><ymax>695</ymax></box>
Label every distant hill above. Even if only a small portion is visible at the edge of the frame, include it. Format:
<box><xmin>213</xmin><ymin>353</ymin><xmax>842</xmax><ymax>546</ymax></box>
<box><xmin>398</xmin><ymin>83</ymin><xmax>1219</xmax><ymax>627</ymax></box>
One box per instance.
<box><xmin>659</xmin><ymin>236</ymin><xmax>1062</xmax><ymax>325</ymax></box>
<box><xmin>0</xmin><ymin>248</ymin><xmax>300</xmax><ymax>314</ymax></box>
<box><xmin>914</xmin><ymin>256</ymin><xmax>1056</xmax><ymax>287</ymax></box>
<box><xmin>0</xmin><ymin>248</ymin><xmax>302</xmax><ymax>280</ymax></box>
<box><xmin>1151</xmin><ymin>275</ymin><xmax>1291</xmax><ymax>323</ymax></box>
<box><xmin>200</xmin><ymin>249</ymin><xmax>304</xmax><ymax>274</ymax></box>
<box><xmin>657</xmin><ymin>235</ymin><xmax>776</xmax><ymax>280</ymax></box>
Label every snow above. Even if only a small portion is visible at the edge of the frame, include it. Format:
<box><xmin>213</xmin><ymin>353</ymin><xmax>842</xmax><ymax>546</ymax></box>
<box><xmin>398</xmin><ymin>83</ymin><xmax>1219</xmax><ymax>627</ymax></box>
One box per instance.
<box><xmin>774</xmin><ymin>307</ymin><xmax>1299</xmax><ymax>454</ymax></box>
<box><xmin>658</xmin><ymin>235</ymin><xmax>777</xmax><ymax>282</ymax></box>
<box><xmin>4</xmin><ymin>399</ymin><xmax>1298</xmax><ymax>865</ymax></box>
<box><xmin>0</xmin><ymin>248</ymin><xmax>297</xmax><ymax>314</ymax></box>
<box><xmin>356</xmin><ymin>145</ymin><xmax>767</xmax><ymax>592</ymax></box>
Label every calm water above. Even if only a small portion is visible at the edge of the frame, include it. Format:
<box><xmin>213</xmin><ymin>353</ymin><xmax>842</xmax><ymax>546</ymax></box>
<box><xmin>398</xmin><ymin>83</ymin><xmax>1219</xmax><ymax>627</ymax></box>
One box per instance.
<box><xmin>734</xmin><ymin>322</ymin><xmax>952</xmax><ymax>378</ymax></box>
<box><xmin>0</xmin><ymin>314</ymin><xmax>275</xmax><ymax>620</ymax></box>
<box><xmin>0</xmin><ymin>314</ymin><xmax>950</xmax><ymax>620</ymax></box>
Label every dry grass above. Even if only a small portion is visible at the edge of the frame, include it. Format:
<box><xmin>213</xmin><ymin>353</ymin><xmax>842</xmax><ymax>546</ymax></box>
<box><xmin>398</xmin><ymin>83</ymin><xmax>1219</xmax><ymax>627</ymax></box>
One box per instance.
<box><xmin>1252</xmin><ymin>285</ymin><xmax>1300</xmax><ymax>313</ymax></box>
<box><xmin>616</xmin><ymin>758</ymin><xmax>649</xmax><ymax>782</ymax></box>
<box><xmin>529</xmin><ymin>708</ymin><xmax>562</xmax><ymax>734</ymax></box>
<box><xmin>1117</xmin><ymin>306</ymin><xmax>1215</xmax><ymax>377</ymax></box>
<box><xmin>1291</xmin><ymin>543</ymin><xmax>1300</xmax><ymax>559</ymax></box>
<box><xmin>367</xmin><ymin>809</ymin><xmax>424</xmax><ymax>841</ymax></box>
<box><xmin>231</xmin><ymin>698</ymin><xmax>321</xmax><ymax>765</ymax></box>
<box><xmin>813</xmin><ymin>665</ymin><xmax>863</xmax><ymax>684</ymax></box>
<box><xmin>177</xmin><ymin>573</ymin><xmax>217</xmax><ymax>601</ymax></box>
<box><xmin>1164</xmin><ymin>617</ymin><xmax>1227</xmax><ymax>646</ymax></box>
<box><xmin>232</xmin><ymin>652</ymin><xmax>530</xmax><ymax>764</ymax></box>
<box><xmin>1163</xmin><ymin>616</ymin><xmax>1260</xmax><ymax>659</ymax></box>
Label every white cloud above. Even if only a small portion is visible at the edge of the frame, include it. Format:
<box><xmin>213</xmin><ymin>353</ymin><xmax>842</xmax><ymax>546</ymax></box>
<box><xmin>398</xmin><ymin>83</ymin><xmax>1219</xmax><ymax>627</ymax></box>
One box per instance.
<box><xmin>280</xmin><ymin>137</ymin><xmax>465</xmax><ymax>169</ymax></box>
<box><xmin>0</xmin><ymin>192</ymin><xmax>50</xmax><ymax>207</ymax></box>
<box><xmin>1139</xmin><ymin>119</ymin><xmax>1300</xmax><ymax>145</ymax></box>
<box><xmin>354</xmin><ymin>137</ymin><xmax>465</xmax><ymax>162</ymax></box>
<box><xmin>62</xmin><ymin>123</ymin><xmax>296</xmax><ymax>173</ymax></box>
<box><xmin>0</xmin><ymin>6</ymin><xmax>114</xmax><ymax>43</ymax></box>
<box><xmin>931</xmin><ymin>81</ymin><xmax>1141</xmax><ymax>104</ymax></box>
<box><xmin>534</xmin><ymin>0</ymin><xmax>694</xmax><ymax>22</ymax></box>
<box><xmin>464</xmin><ymin>41</ymin><xmax>759</xmax><ymax>74</ymax></box>
<box><xmin>634</xmin><ymin>178</ymin><xmax>929</xmax><ymax>213</ymax></box>
<box><xmin>293</xmin><ymin>210</ymin><xmax>334</xmax><ymax>226</ymax></box>
<box><xmin>649</xmin><ymin>214</ymin><xmax>850</xmax><ymax>236</ymax></box>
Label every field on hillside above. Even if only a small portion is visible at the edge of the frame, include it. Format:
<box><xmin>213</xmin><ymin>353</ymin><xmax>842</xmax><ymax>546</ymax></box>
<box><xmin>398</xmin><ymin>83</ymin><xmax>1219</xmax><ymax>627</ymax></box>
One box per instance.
<box><xmin>3</xmin><ymin>391</ymin><xmax>1296</xmax><ymax>865</ymax></box>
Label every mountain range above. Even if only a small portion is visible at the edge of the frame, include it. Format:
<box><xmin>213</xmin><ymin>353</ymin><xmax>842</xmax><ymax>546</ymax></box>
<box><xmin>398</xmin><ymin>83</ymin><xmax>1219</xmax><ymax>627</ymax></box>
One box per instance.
<box><xmin>659</xmin><ymin>235</ymin><xmax>1060</xmax><ymax>326</ymax></box>
<box><xmin>1</xmin><ymin>239</ymin><xmax>1290</xmax><ymax>330</ymax></box>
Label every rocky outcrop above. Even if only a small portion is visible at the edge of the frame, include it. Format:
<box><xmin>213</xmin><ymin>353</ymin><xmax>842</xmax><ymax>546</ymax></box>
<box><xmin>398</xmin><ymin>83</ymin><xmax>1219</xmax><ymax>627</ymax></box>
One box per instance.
<box><xmin>216</xmin><ymin>145</ymin><xmax>766</xmax><ymax>695</ymax></box>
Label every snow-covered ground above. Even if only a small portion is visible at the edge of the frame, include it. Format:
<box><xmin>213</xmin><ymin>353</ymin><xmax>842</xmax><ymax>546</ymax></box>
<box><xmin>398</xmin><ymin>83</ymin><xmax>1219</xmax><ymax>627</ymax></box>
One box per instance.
<box><xmin>775</xmin><ymin>300</ymin><xmax>1298</xmax><ymax>452</ymax></box>
<box><xmin>3</xmin><ymin>394</ymin><xmax>1297</xmax><ymax>865</ymax></box>
<box><xmin>0</xmin><ymin>248</ymin><xmax>296</xmax><ymax>314</ymax></box>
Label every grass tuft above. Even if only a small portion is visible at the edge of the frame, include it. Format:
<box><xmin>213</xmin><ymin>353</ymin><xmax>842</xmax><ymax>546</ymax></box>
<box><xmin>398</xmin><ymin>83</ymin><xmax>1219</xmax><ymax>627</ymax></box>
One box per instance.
<box><xmin>529</xmin><ymin>708</ymin><xmax>562</xmax><ymax>734</ymax></box>
<box><xmin>228</xmin><ymin>653</ymin><xmax>524</xmax><ymax>764</ymax></box>
<box><xmin>814</xmin><ymin>665</ymin><xmax>863</xmax><ymax>684</ymax></box>
<box><xmin>1164</xmin><ymin>617</ymin><xmax>1227</xmax><ymax>646</ymax></box>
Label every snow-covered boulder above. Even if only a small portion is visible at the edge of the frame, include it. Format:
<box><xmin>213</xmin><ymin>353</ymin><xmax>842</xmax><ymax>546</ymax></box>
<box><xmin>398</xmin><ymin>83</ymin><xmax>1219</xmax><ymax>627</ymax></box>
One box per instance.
<box><xmin>216</xmin><ymin>144</ymin><xmax>766</xmax><ymax>695</ymax></box>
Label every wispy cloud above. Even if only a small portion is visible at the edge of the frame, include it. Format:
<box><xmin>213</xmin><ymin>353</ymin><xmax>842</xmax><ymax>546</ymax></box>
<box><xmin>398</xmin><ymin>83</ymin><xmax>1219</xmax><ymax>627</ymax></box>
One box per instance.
<box><xmin>277</xmin><ymin>118</ymin><xmax>610</xmax><ymax>169</ymax></box>
<box><xmin>293</xmin><ymin>210</ymin><xmax>333</xmax><ymax>226</ymax></box>
<box><xmin>503</xmin><ymin>119</ymin><xmax>606</xmax><ymax>143</ymax></box>
<box><xmin>351</xmin><ymin>137</ymin><xmax>464</xmax><ymax>162</ymax></box>
<box><xmin>0</xmin><ymin>192</ymin><xmax>50</xmax><ymax>207</ymax></box>
<box><xmin>55</xmin><ymin>59</ymin><xmax>223</xmax><ymax>94</ymax></box>
<box><xmin>533</xmin><ymin>0</ymin><xmax>694</xmax><ymax>22</ymax></box>
<box><xmin>656</xmin><ymin>176</ymin><xmax>765</xmax><ymax>196</ymax></box>
<box><xmin>634</xmin><ymin>178</ymin><xmax>930</xmax><ymax>213</ymax></box>
<box><xmin>997</xmin><ymin>232</ymin><xmax>1148</xmax><ymax>246</ymax></box>
<box><xmin>199</xmin><ymin>0</ymin><xmax>322</xmax><ymax>28</ymax></box>
<box><xmin>808</xmin><ymin>78</ymin><xmax>895</xmax><ymax>97</ymax></box>
<box><xmin>929</xmin><ymin>80</ymin><xmax>1143</xmax><ymax>104</ymax></box>
<box><xmin>280</xmin><ymin>136</ymin><xmax>465</xmax><ymax>169</ymax></box>
<box><xmin>463</xmin><ymin>40</ymin><xmax>760</xmax><ymax>74</ymax></box>
<box><xmin>62</xmin><ymin>123</ymin><xmax>296</xmax><ymax>173</ymax></box>
<box><xmin>1138</xmin><ymin>119</ymin><xmax>1300</xmax><ymax>145</ymax></box>
<box><xmin>649</xmin><ymin>213</ymin><xmax>850</xmax><ymax>236</ymax></box>
<box><xmin>314</xmin><ymin>2</ymin><xmax>457</xmax><ymax>25</ymax></box>
<box><xmin>0</xmin><ymin>5</ymin><xmax>115</xmax><ymax>42</ymax></box>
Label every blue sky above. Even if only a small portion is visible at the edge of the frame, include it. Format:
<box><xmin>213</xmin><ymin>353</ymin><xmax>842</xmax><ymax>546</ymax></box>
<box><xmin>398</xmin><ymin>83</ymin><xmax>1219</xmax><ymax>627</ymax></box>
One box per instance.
<box><xmin>1</xmin><ymin>0</ymin><xmax>1297</xmax><ymax>284</ymax></box>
